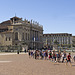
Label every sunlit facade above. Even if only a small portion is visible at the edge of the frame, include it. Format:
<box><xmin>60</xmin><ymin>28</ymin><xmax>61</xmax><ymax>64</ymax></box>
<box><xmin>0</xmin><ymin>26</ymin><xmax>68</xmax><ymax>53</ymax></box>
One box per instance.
<box><xmin>0</xmin><ymin>16</ymin><xmax>43</xmax><ymax>49</ymax></box>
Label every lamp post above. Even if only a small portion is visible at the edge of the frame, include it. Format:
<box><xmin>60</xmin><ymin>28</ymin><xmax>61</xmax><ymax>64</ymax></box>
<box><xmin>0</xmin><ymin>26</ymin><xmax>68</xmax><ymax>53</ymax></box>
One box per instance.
<box><xmin>46</xmin><ymin>37</ymin><xmax>47</xmax><ymax>45</ymax></box>
<box><xmin>30</xmin><ymin>19</ymin><xmax>33</xmax><ymax>50</ymax></box>
<box><xmin>60</xmin><ymin>44</ymin><xmax>62</xmax><ymax>51</ymax></box>
<box><xmin>46</xmin><ymin>37</ymin><xmax>48</xmax><ymax>49</ymax></box>
<box><xmin>71</xmin><ymin>40</ymin><xmax>73</xmax><ymax>52</ymax></box>
<box><xmin>34</xmin><ymin>37</ymin><xmax>35</xmax><ymax>50</ymax></box>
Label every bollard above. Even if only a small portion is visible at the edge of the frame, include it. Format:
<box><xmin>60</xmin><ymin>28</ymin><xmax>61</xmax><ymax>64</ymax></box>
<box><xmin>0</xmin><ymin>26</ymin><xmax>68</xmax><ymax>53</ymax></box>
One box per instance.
<box><xmin>17</xmin><ymin>50</ymin><xmax>19</xmax><ymax>54</ymax></box>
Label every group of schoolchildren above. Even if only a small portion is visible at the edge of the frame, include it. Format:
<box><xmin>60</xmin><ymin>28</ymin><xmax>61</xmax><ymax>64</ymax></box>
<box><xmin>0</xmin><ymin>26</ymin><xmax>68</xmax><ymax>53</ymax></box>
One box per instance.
<box><xmin>28</xmin><ymin>50</ymin><xmax>75</xmax><ymax>66</ymax></box>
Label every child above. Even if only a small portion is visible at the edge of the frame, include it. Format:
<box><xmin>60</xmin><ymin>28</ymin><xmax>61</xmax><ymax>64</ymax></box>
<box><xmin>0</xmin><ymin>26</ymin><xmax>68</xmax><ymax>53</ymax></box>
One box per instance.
<box><xmin>57</xmin><ymin>52</ymin><xmax>61</xmax><ymax>63</ymax></box>
<box><xmin>45</xmin><ymin>50</ymin><xmax>48</xmax><ymax>60</ymax></box>
<box><xmin>66</xmin><ymin>53</ymin><xmax>72</xmax><ymax>66</ymax></box>
<box><xmin>62</xmin><ymin>51</ymin><xmax>66</xmax><ymax>63</ymax></box>
<box><xmin>49</xmin><ymin>51</ymin><xmax>52</xmax><ymax>60</ymax></box>
<box><xmin>62</xmin><ymin>52</ymin><xmax>64</xmax><ymax>63</ymax></box>
<box><xmin>31</xmin><ymin>50</ymin><xmax>33</xmax><ymax>57</ymax></box>
<box><xmin>52</xmin><ymin>50</ymin><xmax>56</xmax><ymax>62</ymax></box>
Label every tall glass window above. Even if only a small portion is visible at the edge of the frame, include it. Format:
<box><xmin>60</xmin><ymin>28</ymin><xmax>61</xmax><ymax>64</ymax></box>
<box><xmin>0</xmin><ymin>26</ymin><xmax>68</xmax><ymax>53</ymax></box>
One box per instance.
<box><xmin>26</xmin><ymin>33</ymin><xmax>27</xmax><ymax>40</ymax></box>
<box><xmin>22</xmin><ymin>33</ymin><xmax>24</xmax><ymax>40</ymax></box>
<box><xmin>6</xmin><ymin>37</ymin><xmax>7</xmax><ymax>41</ymax></box>
<box><xmin>15</xmin><ymin>32</ymin><xmax>18</xmax><ymax>40</ymax></box>
<box><xmin>28</xmin><ymin>34</ymin><xmax>29</xmax><ymax>40</ymax></box>
<box><xmin>9</xmin><ymin>37</ymin><xmax>11</xmax><ymax>41</ymax></box>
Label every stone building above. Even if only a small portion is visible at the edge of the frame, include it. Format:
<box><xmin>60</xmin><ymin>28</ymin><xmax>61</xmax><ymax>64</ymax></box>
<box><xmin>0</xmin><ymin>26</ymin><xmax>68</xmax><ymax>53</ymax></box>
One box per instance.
<box><xmin>0</xmin><ymin>16</ymin><xmax>43</xmax><ymax>49</ymax></box>
<box><xmin>72</xmin><ymin>36</ymin><xmax>75</xmax><ymax>47</ymax></box>
<box><xmin>43</xmin><ymin>33</ymin><xmax>72</xmax><ymax>50</ymax></box>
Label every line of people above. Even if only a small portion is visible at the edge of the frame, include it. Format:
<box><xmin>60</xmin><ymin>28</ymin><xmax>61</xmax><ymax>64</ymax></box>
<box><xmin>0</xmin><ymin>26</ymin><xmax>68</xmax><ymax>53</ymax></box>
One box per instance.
<box><xmin>28</xmin><ymin>50</ymin><xmax>75</xmax><ymax>66</ymax></box>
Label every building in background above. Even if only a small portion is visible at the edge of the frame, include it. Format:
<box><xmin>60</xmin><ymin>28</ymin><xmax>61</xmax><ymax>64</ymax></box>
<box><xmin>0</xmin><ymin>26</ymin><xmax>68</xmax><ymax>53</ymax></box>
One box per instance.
<box><xmin>72</xmin><ymin>36</ymin><xmax>75</xmax><ymax>47</ymax></box>
<box><xmin>43</xmin><ymin>33</ymin><xmax>72</xmax><ymax>50</ymax></box>
<box><xmin>0</xmin><ymin>16</ymin><xmax>43</xmax><ymax>50</ymax></box>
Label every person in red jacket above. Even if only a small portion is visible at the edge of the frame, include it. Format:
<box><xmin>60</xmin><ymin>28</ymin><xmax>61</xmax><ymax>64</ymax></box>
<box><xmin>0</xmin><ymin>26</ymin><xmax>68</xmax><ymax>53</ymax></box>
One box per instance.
<box><xmin>66</xmin><ymin>53</ymin><xmax>72</xmax><ymax>66</ymax></box>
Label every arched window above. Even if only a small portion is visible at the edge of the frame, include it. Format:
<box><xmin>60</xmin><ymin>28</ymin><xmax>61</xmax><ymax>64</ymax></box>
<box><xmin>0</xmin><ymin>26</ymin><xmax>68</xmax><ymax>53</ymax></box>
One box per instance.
<box><xmin>15</xmin><ymin>32</ymin><xmax>18</xmax><ymax>40</ymax></box>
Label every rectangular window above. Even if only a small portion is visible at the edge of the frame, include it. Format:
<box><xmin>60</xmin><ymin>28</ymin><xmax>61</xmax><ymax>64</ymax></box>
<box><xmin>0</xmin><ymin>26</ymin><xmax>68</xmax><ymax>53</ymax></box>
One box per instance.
<box><xmin>6</xmin><ymin>37</ymin><xmax>7</xmax><ymax>41</ymax></box>
<box><xmin>28</xmin><ymin>34</ymin><xmax>29</xmax><ymax>40</ymax></box>
<box><xmin>15</xmin><ymin>32</ymin><xmax>18</xmax><ymax>40</ymax></box>
<box><xmin>26</xmin><ymin>33</ymin><xmax>27</xmax><ymax>40</ymax></box>
<box><xmin>9</xmin><ymin>37</ymin><xmax>11</xmax><ymax>41</ymax></box>
<box><xmin>22</xmin><ymin>33</ymin><xmax>24</xmax><ymax>40</ymax></box>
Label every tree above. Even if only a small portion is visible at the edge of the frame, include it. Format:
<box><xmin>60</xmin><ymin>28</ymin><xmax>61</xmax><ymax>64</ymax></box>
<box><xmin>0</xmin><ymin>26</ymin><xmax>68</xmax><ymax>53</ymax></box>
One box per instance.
<box><xmin>54</xmin><ymin>40</ymin><xmax>59</xmax><ymax>45</ymax></box>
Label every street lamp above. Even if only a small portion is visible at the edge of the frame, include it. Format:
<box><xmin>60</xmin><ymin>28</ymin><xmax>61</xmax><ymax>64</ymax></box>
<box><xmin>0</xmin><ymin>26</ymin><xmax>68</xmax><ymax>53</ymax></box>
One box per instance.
<box><xmin>46</xmin><ymin>37</ymin><xmax>48</xmax><ymax>49</ymax></box>
<box><xmin>34</xmin><ymin>37</ymin><xmax>35</xmax><ymax>50</ymax></box>
<box><xmin>46</xmin><ymin>37</ymin><xmax>47</xmax><ymax>45</ymax></box>
<box><xmin>71</xmin><ymin>40</ymin><xmax>73</xmax><ymax>52</ymax></box>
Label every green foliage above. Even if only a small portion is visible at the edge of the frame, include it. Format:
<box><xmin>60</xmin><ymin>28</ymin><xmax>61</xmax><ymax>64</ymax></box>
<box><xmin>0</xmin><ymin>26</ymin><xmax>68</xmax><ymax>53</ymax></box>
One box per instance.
<box><xmin>54</xmin><ymin>40</ymin><xmax>59</xmax><ymax>45</ymax></box>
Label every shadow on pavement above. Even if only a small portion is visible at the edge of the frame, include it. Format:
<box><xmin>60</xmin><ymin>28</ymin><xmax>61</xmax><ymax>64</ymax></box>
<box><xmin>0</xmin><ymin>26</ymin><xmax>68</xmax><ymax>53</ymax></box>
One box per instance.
<box><xmin>54</xmin><ymin>64</ymin><xmax>60</xmax><ymax>65</ymax></box>
<box><xmin>72</xmin><ymin>65</ymin><xmax>75</xmax><ymax>67</ymax></box>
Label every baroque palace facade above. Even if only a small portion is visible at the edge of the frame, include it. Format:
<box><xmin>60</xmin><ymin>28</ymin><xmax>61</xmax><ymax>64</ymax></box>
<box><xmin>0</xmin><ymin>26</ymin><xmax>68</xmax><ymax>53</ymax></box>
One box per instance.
<box><xmin>0</xmin><ymin>16</ymin><xmax>43</xmax><ymax>49</ymax></box>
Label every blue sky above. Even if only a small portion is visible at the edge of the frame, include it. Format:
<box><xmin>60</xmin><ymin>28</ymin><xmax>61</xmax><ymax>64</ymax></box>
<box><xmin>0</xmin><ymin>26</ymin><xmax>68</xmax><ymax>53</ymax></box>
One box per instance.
<box><xmin>0</xmin><ymin>0</ymin><xmax>75</xmax><ymax>35</ymax></box>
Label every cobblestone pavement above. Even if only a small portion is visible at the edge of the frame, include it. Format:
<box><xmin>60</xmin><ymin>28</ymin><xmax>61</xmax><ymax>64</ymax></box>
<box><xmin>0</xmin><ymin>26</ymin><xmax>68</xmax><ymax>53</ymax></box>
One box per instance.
<box><xmin>0</xmin><ymin>53</ymin><xmax>75</xmax><ymax>75</ymax></box>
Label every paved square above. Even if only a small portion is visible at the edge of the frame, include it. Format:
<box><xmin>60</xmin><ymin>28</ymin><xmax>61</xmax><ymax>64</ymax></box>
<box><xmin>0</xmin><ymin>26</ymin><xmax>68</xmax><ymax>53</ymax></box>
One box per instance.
<box><xmin>0</xmin><ymin>53</ymin><xmax>75</xmax><ymax>75</ymax></box>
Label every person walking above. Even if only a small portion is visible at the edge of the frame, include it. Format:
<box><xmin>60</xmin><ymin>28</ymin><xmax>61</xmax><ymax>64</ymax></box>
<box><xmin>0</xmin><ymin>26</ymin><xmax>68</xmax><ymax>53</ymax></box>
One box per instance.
<box><xmin>17</xmin><ymin>50</ymin><xmax>19</xmax><ymax>54</ymax></box>
<box><xmin>52</xmin><ymin>50</ymin><xmax>56</xmax><ymax>62</ymax></box>
<box><xmin>45</xmin><ymin>50</ymin><xmax>48</xmax><ymax>60</ymax></box>
<box><xmin>57</xmin><ymin>50</ymin><xmax>61</xmax><ymax>62</ymax></box>
<box><xmin>40</xmin><ymin>50</ymin><xmax>42</xmax><ymax>59</ymax></box>
<box><xmin>31</xmin><ymin>50</ymin><xmax>33</xmax><ymax>57</ymax></box>
<box><xmin>49</xmin><ymin>51</ymin><xmax>52</xmax><ymax>60</ymax></box>
<box><xmin>62</xmin><ymin>51</ymin><xmax>66</xmax><ymax>63</ymax></box>
<box><xmin>25</xmin><ymin>49</ymin><xmax>26</xmax><ymax>53</ymax></box>
<box><xmin>66</xmin><ymin>53</ymin><xmax>72</xmax><ymax>66</ymax></box>
<box><xmin>35</xmin><ymin>50</ymin><xmax>37</xmax><ymax>59</ymax></box>
<box><xmin>28</xmin><ymin>50</ymin><xmax>31</xmax><ymax>58</ymax></box>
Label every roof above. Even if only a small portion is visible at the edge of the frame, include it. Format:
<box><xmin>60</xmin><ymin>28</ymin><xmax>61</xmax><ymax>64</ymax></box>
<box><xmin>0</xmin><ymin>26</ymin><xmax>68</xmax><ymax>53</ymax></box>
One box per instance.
<box><xmin>0</xmin><ymin>20</ymin><xmax>11</xmax><ymax>26</ymax></box>
<box><xmin>72</xmin><ymin>36</ymin><xmax>75</xmax><ymax>38</ymax></box>
<box><xmin>0</xmin><ymin>30</ymin><xmax>13</xmax><ymax>34</ymax></box>
<box><xmin>0</xmin><ymin>26</ymin><xmax>8</xmax><ymax>29</ymax></box>
<box><xmin>43</xmin><ymin>33</ymin><xmax>72</xmax><ymax>35</ymax></box>
<box><xmin>0</xmin><ymin>16</ymin><xmax>22</xmax><ymax>26</ymax></box>
<box><xmin>10</xmin><ymin>16</ymin><xmax>22</xmax><ymax>20</ymax></box>
<box><xmin>72</xmin><ymin>36</ymin><xmax>75</xmax><ymax>37</ymax></box>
